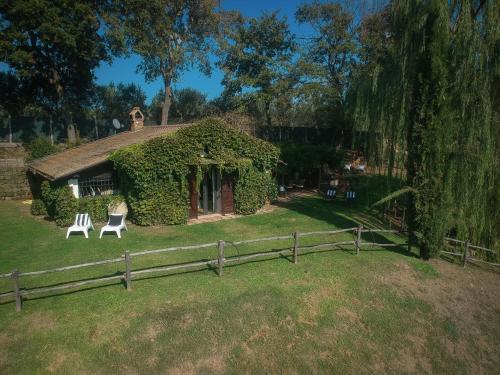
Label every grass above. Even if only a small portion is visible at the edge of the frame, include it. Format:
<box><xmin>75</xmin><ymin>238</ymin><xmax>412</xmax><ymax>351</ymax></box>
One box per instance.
<box><xmin>0</xmin><ymin>197</ymin><xmax>498</xmax><ymax>374</ymax></box>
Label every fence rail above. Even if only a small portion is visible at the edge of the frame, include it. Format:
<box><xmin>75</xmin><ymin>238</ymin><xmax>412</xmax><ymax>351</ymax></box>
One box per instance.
<box><xmin>4</xmin><ymin>226</ymin><xmax>497</xmax><ymax>312</ymax></box>
<box><xmin>442</xmin><ymin>237</ymin><xmax>499</xmax><ymax>268</ymax></box>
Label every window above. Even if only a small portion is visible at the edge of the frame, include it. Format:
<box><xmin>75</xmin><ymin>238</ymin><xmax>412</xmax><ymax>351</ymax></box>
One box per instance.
<box><xmin>78</xmin><ymin>173</ymin><xmax>118</xmax><ymax>197</ymax></box>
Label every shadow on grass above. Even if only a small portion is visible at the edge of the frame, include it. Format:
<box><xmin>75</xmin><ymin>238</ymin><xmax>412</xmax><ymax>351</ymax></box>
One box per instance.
<box><xmin>277</xmin><ymin>196</ymin><xmax>415</xmax><ymax>257</ymax></box>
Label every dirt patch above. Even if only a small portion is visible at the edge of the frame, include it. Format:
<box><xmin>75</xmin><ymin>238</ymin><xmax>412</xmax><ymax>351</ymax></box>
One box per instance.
<box><xmin>0</xmin><ymin>334</ymin><xmax>11</xmax><ymax>368</ymax></box>
<box><xmin>389</xmin><ymin>332</ymin><xmax>433</xmax><ymax>374</ymax></box>
<box><xmin>168</xmin><ymin>349</ymin><xmax>227</xmax><ymax>375</ymax></box>
<box><xmin>299</xmin><ymin>285</ymin><xmax>341</xmax><ymax>325</ymax></box>
<box><xmin>46</xmin><ymin>350</ymin><xmax>82</xmax><ymax>374</ymax></box>
<box><xmin>335</xmin><ymin>307</ymin><xmax>361</xmax><ymax>323</ymax></box>
<box><xmin>248</xmin><ymin>324</ymin><xmax>272</xmax><ymax>342</ymax></box>
<box><xmin>140</xmin><ymin>321</ymin><xmax>166</xmax><ymax>342</ymax></box>
<box><xmin>179</xmin><ymin>313</ymin><xmax>194</xmax><ymax>329</ymax></box>
<box><xmin>90</xmin><ymin>311</ymin><xmax>139</xmax><ymax>345</ymax></box>
<box><xmin>379</xmin><ymin>259</ymin><xmax>500</xmax><ymax>374</ymax></box>
<box><xmin>27</xmin><ymin>311</ymin><xmax>57</xmax><ymax>331</ymax></box>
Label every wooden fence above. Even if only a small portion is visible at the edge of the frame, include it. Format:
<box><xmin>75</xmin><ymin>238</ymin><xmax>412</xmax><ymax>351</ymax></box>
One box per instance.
<box><xmin>0</xmin><ymin>225</ymin><xmax>412</xmax><ymax>312</ymax></box>
<box><xmin>4</xmin><ymin>227</ymin><xmax>496</xmax><ymax>312</ymax></box>
<box><xmin>442</xmin><ymin>237</ymin><xmax>499</xmax><ymax>269</ymax></box>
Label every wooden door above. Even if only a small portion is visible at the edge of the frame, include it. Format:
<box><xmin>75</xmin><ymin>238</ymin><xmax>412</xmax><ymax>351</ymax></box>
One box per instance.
<box><xmin>221</xmin><ymin>173</ymin><xmax>234</xmax><ymax>215</ymax></box>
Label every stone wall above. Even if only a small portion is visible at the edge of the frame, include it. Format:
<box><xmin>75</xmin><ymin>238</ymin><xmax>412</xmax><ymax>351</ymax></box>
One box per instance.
<box><xmin>0</xmin><ymin>143</ymin><xmax>31</xmax><ymax>199</ymax></box>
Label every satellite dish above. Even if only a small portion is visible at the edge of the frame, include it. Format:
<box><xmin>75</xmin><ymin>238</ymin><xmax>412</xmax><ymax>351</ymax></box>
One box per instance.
<box><xmin>112</xmin><ymin>119</ymin><xmax>121</xmax><ymax>130</ymax></box>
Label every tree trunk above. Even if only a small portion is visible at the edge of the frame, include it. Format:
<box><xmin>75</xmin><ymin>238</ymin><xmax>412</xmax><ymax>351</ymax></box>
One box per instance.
<box><xmin>7</xmin><ymin>113</ymin><xmax>12</xmax><ymax>143</ymax></box>
<box><xmin>161</xmin><ymin>76</ymin><xmax>172</xmax><ymax>125</ymax></box>
<box><xmin>49</xmin><ymin>115</ymin><xmax>54</xmax><ymax>145</ymax></box>
<box><xmin>264</xmin><ymin>100</ymin><xmax>272</xmax><ymax>127</ymax></box>
<box><xmin>94</xmin><ymin>115</ymin><xmax>98</xmax><ymax>140</ymax></box>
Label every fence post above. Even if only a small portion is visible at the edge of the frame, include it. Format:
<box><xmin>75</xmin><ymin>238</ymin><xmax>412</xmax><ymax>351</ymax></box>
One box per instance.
<box><xmin>11</xmin><ymin>270</ymin><xmax>21</xmax><ymax>312</ymax></box>
<box><xmin>218</xmin><ymin>240</ymin><xmax>225</xmax><ymax>276</ymax></box>
<box><xmin>407</xmin><ymin>231</ymin><xmax>412</xmax><ymax>254</ymax></box>
<box><xmin>124</xmin><ymin>251</ymin><xmax>132</xmax><ymax>291</ymax></box>
<box><xmin>293</xmin><ymin>232</ymin><xmax>299</xmax><ymax>264</ymax></box>
<box><xmin>356</xmin><ymin>225</ymin><xmax>363</xmax><ymax>256</ymax></box>
<box><xmin>463</xmin><ymin>240</ymin><xmax>469</xmax><ymax>268</ymax></box>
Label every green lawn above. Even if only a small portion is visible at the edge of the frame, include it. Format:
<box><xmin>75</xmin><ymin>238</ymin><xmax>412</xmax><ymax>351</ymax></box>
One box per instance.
<box><xmin>0</xmin><ymin>197</ymin><xmax>498</xmax><ymax>374</ymax></box>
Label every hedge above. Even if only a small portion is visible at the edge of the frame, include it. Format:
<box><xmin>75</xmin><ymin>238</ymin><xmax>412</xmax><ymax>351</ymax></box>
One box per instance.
<box><xmin>38</xmin><ymin>181</ymin><xmax>124</xmax><ymax>226</ymax></box>
<box><xmin>111</xmin><ymin>118</ymin><xmax>279</xmax><ymax>225</ymax></box>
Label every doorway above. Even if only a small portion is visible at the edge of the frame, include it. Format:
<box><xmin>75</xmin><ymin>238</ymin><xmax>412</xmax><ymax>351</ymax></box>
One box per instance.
<box><xmin>198</xmin><ymin>166</ymin><xmax>221</xmax><ymax>215</ymax></box>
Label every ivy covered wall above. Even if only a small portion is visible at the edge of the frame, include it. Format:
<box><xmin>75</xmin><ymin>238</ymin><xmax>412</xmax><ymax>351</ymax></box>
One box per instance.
<box><xmin>110</xmin><ymin>118</ymin><xmax>280</xmax><ymax>225</ymax></box>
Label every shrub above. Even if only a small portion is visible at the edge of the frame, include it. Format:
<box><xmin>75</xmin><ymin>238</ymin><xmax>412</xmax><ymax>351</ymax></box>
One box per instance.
<box><xmin>40</xmin><ymin>181</ymin><xmax>59</xmax><ymax>218</ymax></box>
<box><xmin>54</xmin><ymin>186</ymin><xmax>78</xmax><ymax>226</ymax></box>
<box><xmin>30</xmin><ymin>199</ymin><xmax>47</xmax><ymax>216</ymax></box>
<box><xmin>78</xmin><ymin>195</ymin><xmax>125</xmax><ymax>223</ymax></box>
<box><xmin>38</xmin><ymin>180</ymin><xmax>126</xmax><ymax>226</ymax></box>
<box><xmin>27</xmin><ymin>137</ymin><xmax>58</xmax><ymax>160</ymax></box>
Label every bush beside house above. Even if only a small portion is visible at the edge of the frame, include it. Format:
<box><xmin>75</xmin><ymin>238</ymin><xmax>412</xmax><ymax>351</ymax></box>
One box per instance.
<box><xmin>36</xmin><ymin>181</ymin><xmax>124</xmax><ymax>226</ymax></box>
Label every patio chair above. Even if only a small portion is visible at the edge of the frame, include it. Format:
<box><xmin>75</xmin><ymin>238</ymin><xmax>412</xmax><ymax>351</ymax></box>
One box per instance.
<box><xmin>345</xmin><ymin>191</ymin><xmax>356</xmax><ymax>200</ymax></box>
<box><xmin>66</xmin><ymin>213</ymin><xmax>94</xmax><ymax>239</ymax></box>
<box><xmin>356</xmin><ymin>164</ymin><xmax>366</xmax><ymax>173</ymax></box>
<box><xmin>325</xmin><ymin>188</ymin><xmax>336</xmax><ymax>200</ymax></box>
<box><xmin>99</xmin><ymin>214</ymin><xmax>128</xmax><ymax>239</ymax></box>
<box><xmin>278</xmin><ymin>185</ymin><xmax>287</xmax><ymax>197</ymax></box>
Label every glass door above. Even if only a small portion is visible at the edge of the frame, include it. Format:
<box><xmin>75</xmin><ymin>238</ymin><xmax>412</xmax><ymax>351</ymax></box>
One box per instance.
<box><xmin>198</xmin><ymin>166</ymin><xmax>221</xmax><ymax>215</ymax></box>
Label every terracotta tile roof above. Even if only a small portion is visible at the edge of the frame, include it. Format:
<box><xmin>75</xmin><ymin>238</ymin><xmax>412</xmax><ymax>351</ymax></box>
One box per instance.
<box><xmin>28</xmin><ymin>124</ymin><xmax>191</xmax><ymax>181</ymax></box>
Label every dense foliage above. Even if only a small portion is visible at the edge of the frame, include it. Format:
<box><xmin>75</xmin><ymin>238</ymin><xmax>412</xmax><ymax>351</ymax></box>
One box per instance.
<box><xmin>110</xmin><ymin>118</ymin><xmax>279</xmax><ymax>225</ymax></box>
<box><xmin>149</xmin><ymin>88</ymin><xmax>209</xmax><ymax>124</ymax></box>
<box><xmin>0</xmin><ymin>0</ymin><xmax>109</xmax><ymax>138</ymax></box>
<box><xmin>30</xmin><ymin>199</ymin><xmax>47</xmax><ymax>216</ymax></box>
<box><xmin>217</xmin><ymin>12</ymin><xmax>296</xmax><ymax>128</ymax></box>
<box><xmin>27</xmin><ymin>138</ymin><xmax>58</xmax><ymax>160</ymax></box>
<box><xmin>39</xmin><ymin>181</ymin><xmax>124</xmax><ymax>226</ymax></box>
<box><xmin>279</xmin><ymin>143</ymin><xmax>344</xmax><ymax>173</ymax></box>
<box><xmin>348</xmin><ymin>0</ymin><xmax>499</xmax><ymax>256</ymax></box>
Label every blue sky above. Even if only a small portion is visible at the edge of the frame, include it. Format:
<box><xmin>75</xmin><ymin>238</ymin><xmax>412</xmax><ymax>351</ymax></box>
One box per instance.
<box><xmin>95</xmin><ymin>0</ymin><xmax>316</xmax><ymax>103</ymax></box>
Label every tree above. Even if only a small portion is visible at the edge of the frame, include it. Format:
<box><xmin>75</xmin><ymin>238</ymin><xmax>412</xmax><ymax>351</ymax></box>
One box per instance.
<box><xmin>218</xmin><ymin>12</ymin><xmax>296</xmax><ymax>127</ymax></box>
<box><xmin>0</xmin><ymin>0</ymin><xmax>108</xmax><ymax>139</ymax></box>
<box><xmin>88</xmin><ymin>82</ymin><xmax>147</xmax><ymax>136</ymax></box>
<box><xmin>171</xmin><ymin>88</ymin><xmax>207</xmax><ymax>121</ymax></box>
<box><xmin>0</xmin><ymin>72</ymin><xmax>31</xmax><ymax>142</ymax></box>
<box><xmin>349</xmin><ymin>0</ymin><xmax>499</xmax><ymax>257</ymax></box>
<box><xmin>106</xmin><ymin>0</ymin><xmax>219</xmax><ymax>125</ymax></box>
<box><xmin>295</xmin><ymin>1</ymin><xmax>358</xmax><ymax>145</ymax></box>
<box><xmin>295</xmin><ymin>1</ymin><xmax>357</xmax><ymax>102</ymax></box>
<box><xmin>149</xmin><ymin>88</ymin><xmax>207</xmax><ymax>124</ymax></box>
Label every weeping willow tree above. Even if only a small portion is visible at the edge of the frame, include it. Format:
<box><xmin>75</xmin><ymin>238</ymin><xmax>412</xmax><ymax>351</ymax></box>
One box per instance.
<box><xmin>348</xmin><ymin>0</ymin><xmax>499</xmax><ymax>259</ymax></box>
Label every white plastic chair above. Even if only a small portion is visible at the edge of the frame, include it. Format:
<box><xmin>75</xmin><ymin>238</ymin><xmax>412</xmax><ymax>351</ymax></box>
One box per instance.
<box><xmin>66</xmin><ymin>213</ymin><xmax>94</xmax><ymax>239</ymax></box>
<box><xmin>356</xmin><ymin>164</ymin><xmax>366</xmax><ymax>172</ymax></box>
<box><xmin>99</xmin><ymin>214</ymin><xmax>128</xmax><ymax>239</ymax></box>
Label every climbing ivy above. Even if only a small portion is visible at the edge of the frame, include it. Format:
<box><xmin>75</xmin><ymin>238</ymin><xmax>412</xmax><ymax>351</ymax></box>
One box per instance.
<box><xmin>110</xmin><ymin>118</ymin><xmax>280</xmax><ymax>225</ymax></box>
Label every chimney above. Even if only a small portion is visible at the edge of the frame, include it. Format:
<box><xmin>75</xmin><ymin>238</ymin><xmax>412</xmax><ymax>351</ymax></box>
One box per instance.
<box><xmin>129</xmin><ymin>107</ymin><xmax>145</xmax><ymax>131</ymax></box>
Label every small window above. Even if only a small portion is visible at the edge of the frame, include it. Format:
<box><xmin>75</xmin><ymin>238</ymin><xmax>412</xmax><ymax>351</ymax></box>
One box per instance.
<box><xmin>79</xmin><ymin>173</ymin><xmax>118</xmax><ymax>197</ymax></box>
